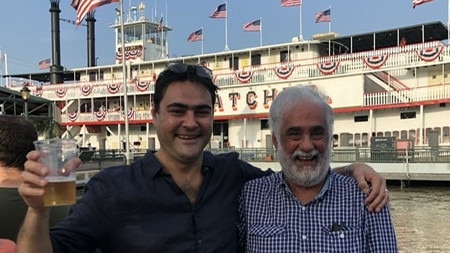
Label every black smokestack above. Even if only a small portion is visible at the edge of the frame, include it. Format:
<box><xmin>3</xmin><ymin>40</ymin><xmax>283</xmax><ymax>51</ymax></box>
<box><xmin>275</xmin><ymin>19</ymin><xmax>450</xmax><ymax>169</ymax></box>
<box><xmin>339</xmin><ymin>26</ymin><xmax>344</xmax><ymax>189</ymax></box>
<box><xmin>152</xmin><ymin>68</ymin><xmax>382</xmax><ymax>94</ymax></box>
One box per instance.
<box><xmin>86</xmin><ymin>12</ymin><xmax>96</xmax><ymax>67</ymax></box>
<box><xmin>49</xmin><ymin>0</ymin><xmax>64</xmax><ymax>84</ymax></box>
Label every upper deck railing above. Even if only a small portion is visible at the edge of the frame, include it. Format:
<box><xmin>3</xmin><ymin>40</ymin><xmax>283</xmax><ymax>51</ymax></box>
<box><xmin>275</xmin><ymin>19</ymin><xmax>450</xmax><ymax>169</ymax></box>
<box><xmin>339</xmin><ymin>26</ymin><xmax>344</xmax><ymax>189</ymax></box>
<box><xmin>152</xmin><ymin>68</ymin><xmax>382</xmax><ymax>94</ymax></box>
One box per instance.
<box><xmin>7</xmin><ymin>41</ymin><xmax>450</xmax><ymax>123</ymax></box>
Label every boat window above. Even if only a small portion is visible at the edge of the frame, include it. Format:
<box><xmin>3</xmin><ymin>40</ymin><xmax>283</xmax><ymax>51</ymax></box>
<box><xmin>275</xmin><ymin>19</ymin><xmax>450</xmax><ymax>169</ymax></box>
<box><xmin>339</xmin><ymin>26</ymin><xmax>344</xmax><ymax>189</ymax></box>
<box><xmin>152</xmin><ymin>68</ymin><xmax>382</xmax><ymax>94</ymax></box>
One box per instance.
<box><xmin>280</xmin><ymin>50</ymin><xmax>290</xmax><ymax>63</ymax></box>
<box><xmin>401</xmin><ymin>130</ymin><xmax>408</xmax><ymax>139</ymax></box>
<box><xmin>339</xmin><ymin>133</ymin><xmax>352</xmax><ymax>147</ymax></box>
<box><xmin>384</xmin><ymin>132</ymin><xmax>391</xmax><ymax>137</ymax></box>
<box><xmin>89</xmin><ymin>72</ymin><xmax>96</xmax><ymax>81</ymax></box>
<box><xmin>400</xmin><ymin>112</ymin><xmax>416</xmax><ymax>119</ymax></box>
<box><xmin>251</xmin><ymin>54</ymin><xmax>261</xmax><ymax>66</ymax></box>
<box><xmin>443</xmin><ymin>127</ymin><xmax>450</xmax><ymax>143</ymax></box>
<box><xmin>393</xmin><ymin>131</ymin><xmax>400</xmax><ymax>139</ymax></box>
<box><xmin>409</xmin><ymin>129</ymin><xmax>416</xmax><ymax>142</ymax></box>
<box><xmin>260</xmin><ymin>119</ymin><xmax>269</xmax><ymax>130</ymax></box>
<box><xmin>213</xmin><ymin>123</ymin><xmax>222</xmax><ymax>136</ymax></box>
<box><xmin>354</xmin><ymin>115</ymin><xmax>368</xmax><ymax>122</ymax></box>
<box><xmin>332</xmin><ymin>134</ymin><xmax>338</xmax><ymax>147</ymax></box>
<box><xmin>361</xmin><ymin>133</ymin><xmax>369</xmax><ymax>147</ymax></box>
<box><xmin>229</xmin><ymin>57</ymin><xmax>239</xmax><ymax>70</ymax></box>
<box><xmin>354</xmin><ymin>133</ymin><xmax>361</xmax><ymax>147</ymax></box>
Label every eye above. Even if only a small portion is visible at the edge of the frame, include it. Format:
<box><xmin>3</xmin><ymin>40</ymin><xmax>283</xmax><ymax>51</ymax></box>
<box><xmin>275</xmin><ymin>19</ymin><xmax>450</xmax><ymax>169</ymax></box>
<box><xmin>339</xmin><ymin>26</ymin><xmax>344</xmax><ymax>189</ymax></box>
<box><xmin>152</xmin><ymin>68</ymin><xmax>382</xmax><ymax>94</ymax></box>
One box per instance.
<box><xmin>196</xmin><ymin>109</ymin><xmax>212</xmax><ymax>117</ymax></box>
<box><xmin>169</xmin><ymin>109</ymin><xmax>186</xmax><ymax>116</ymax></box>
<box><xmin>311</xmin><ymin>129</ymin><xmax>326</xmax><ymax>140</ymax></box>
<box><xmin>287</xmin><ymin>131</ymin><xmax>302</xmax><ymax>140</ymax></box>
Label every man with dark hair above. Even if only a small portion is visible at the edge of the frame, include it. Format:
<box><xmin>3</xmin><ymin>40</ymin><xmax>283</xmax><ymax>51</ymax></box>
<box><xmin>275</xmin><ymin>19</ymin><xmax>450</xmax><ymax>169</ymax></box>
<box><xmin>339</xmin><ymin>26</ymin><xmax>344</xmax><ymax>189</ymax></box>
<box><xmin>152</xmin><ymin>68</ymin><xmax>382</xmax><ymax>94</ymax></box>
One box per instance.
<box><xmin>17</xmin><ymin>64</ymin><xmax>388</xmax><ymax>253</ymax></box>
<box><xmin>0</xmin><ymin>117</ymin><xmax>69</xmax><ymax>242</ymax></box>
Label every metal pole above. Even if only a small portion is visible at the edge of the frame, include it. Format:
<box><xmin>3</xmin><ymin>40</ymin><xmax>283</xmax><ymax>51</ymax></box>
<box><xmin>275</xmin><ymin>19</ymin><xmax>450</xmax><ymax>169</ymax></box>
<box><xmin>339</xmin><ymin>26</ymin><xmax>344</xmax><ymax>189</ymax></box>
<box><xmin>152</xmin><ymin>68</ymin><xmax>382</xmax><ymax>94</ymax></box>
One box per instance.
<box><xmin>24</xmin><ymin>101</ymin><xmax>28</xmax><ymax>119</ymax></box>
<box><xmin>119</xmin><ymin>0</ymin><xmax>130</xmax><ymax>164</ymax></box>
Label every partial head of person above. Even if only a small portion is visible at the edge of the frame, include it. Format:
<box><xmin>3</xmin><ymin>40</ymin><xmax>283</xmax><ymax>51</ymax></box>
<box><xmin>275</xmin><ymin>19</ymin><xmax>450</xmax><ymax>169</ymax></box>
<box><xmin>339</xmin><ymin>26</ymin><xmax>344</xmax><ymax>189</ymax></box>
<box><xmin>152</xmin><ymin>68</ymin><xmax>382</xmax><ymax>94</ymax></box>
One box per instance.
<box><xmin>0</xmin><ymin>117</ymin><xmax>37</xmax><ymax>171</ymax></box>
<box><xmin>269</xmin><ymin>85</ymin><xmax>334</xmax><ymax>188</ymax></box>
<box><xmin>151</xmin><ymin>63</ymin><xmax>219</xmax><ymax>164</ymax></box>
<box><xmin>153</xmin><ymin>63</ymin><xmax>218</xmax><ymax>112</ymax></box>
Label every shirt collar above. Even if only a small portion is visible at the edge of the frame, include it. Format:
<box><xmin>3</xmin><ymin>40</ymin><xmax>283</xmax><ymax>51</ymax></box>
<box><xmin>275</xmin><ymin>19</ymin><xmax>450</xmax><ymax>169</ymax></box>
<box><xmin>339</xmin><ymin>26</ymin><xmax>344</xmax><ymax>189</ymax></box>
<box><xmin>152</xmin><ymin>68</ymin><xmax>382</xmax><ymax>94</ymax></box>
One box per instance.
<box><xmin>143</xmin><ymin>151</ymin><xmax>215</xmax><ymax>178</ymax></box>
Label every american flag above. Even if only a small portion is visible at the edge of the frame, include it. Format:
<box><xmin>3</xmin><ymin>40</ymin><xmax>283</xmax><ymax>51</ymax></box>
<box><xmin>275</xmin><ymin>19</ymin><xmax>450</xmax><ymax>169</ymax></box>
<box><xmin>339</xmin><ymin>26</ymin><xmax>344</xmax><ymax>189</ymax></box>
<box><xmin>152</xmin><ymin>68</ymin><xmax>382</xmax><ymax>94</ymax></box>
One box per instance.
<box><xmin>315</xmin><ymin>9</ymin><xmax>331</xmax><ymax>23</ymax></box>
<box><xmin>187</xmin><ymin>29</ymin><xmax>203</xmax><ymax>42</ymax></box>
<box><xmin>412</xmin><ymin>0</ymin><xmax>434</xmax><ymax>9</ymax></box>
<box><xmin>38</xmin><ymin>58</ymin><xmax>51</xmax><ymax>70</ymax></box>
<box><xmin>158</xmin><ymin>17</ymin><xmax>164</xmax><ymax>31</ymax></box>
<box><xmin>209</xmin><ymin>3</ymin><xmax>226</xmax><ymax>18</ymax></box>
<box><xmin>71</xmin><ymin>0</ymin><xmax>119</xmax><ymax>25</ymax></box>
<box><xmin>280</xmin><ymin>0</ymin><xmax>302</xmax><ymax>7</ymax></box>
<box><xmin>243</xmin><ymin>19</ymin><xmax>261</xmax><ymax>32</ymax></box>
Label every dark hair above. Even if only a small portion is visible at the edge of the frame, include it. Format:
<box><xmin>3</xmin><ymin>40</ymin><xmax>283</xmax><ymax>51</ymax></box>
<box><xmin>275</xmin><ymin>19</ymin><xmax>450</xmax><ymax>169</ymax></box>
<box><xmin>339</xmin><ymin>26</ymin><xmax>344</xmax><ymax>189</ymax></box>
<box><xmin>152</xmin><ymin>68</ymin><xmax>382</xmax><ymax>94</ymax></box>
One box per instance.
<box><xmin>0</xmin><ymin>117</ymin><xmax>38</xmax><ymax>170</ymax></box>
<box><xmin>153</xmin><ymin>63</ymin><xmax>218</xmax><ymax>112</ymax></box>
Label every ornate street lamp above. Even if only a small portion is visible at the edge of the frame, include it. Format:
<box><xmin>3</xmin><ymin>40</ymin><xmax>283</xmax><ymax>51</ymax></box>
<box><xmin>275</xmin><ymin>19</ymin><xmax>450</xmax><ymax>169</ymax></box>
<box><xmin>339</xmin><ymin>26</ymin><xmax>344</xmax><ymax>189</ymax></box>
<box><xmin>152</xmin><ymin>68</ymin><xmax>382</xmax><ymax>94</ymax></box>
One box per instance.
<box><xmin>20</xmin><ymin>86</ymin><xmax>31</xmax><ymax>119</ymax></box>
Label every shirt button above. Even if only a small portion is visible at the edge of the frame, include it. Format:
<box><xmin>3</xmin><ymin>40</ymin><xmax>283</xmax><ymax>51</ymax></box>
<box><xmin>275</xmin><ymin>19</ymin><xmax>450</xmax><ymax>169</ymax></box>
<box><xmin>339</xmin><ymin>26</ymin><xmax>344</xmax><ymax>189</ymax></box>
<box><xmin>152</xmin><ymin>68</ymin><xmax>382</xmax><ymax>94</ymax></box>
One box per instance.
<box><xmin>302</xmin><ymin>235</ymin><xmax>307</xmax><ymax>240</ymax></box>
<box><xmin>340</xmin><ymin>233</ymin><xmax>345</xmax><ymax>238</ymax></box>
<box><xmin>301</xmin><ymin>206</ymin><xmax>306</xmax><ymax>211</ymax></box>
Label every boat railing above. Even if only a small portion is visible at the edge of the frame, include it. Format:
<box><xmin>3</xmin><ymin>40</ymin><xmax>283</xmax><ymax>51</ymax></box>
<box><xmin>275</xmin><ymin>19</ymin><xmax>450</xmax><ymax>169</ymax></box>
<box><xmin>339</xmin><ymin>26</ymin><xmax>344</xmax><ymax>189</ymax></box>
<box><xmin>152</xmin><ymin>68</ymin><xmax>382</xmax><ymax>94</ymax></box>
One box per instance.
<box><xmin>6</xmin><ymin>40</ymin><xmax>450</xmax><ymax>118</ymax></box>
<box><xmin>75</xmin><ymin>146</ymin><xmax>450</xmax><ymax>188</ymax></box>
<box><xmin>126</xmin><ymin>146</ymin><xmax>450</xmax><ymax>164</ymax></box>
<box><xmin>364</xmin><ymin>83</ymin><xmax>450</xmax><ymax>107</ymax></box>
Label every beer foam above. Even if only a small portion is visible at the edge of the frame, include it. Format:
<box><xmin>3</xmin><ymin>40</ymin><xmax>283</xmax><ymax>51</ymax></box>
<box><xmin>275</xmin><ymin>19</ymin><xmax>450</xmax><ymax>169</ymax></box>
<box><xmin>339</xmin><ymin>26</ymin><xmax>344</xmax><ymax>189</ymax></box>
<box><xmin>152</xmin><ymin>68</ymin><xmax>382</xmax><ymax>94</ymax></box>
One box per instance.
<box><xmin>46</xmin><ymin>177</ymin><xmax>76</xmax><ymax>183</ymax></box>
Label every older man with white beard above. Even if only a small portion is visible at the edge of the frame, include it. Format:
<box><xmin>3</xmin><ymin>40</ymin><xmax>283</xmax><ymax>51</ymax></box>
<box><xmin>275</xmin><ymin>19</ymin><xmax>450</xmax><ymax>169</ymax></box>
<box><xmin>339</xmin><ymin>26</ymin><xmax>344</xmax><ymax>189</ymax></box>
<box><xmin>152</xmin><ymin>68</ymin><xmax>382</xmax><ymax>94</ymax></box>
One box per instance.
<box><xmin>238</xmin><ymin>85</ymin><xmax>398</xmax><ymax>253</ymax></box>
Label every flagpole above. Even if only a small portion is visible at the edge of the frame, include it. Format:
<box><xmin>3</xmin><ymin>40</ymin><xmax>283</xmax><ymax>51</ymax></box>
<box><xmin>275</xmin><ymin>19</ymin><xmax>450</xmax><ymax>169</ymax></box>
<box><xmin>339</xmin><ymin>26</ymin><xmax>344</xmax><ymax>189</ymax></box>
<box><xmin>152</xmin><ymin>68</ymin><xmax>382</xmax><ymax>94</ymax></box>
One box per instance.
<box><xmin>161</xmin><ymin>14</ymin><xmax>164</xmax><ymax>58</ymax></box>
<box><xmin>299</xmin><ymin>3</ymin><xmax>303</xmax><ymax>40</ymax></box>
<box><xmin>201</xmin><ymin>27</ymin><xmax>204</xmax><ymax>54</ymax></box>
<box><xmin>260</xmin><ymin>17</ymin><xmax>263</xmax><ymax>47</ymax></box>
<box><xmin>224</xmin><ymin>1</ymin><xmax>229</xmax><ymax>51</ymax></box>
<box><xmin>165</xmin><ymin>0</ymin><xmax>168</xmax><ymax>57</ymax></box>
<box><xmin>328</xmin><ymin>6</ymin><xmax>331</xmax><ymax>33</ymax></box>
<box><xmin>119</xmin><ymin>0</ymin><xmax>130</xmax><ymax>164</ymax></box>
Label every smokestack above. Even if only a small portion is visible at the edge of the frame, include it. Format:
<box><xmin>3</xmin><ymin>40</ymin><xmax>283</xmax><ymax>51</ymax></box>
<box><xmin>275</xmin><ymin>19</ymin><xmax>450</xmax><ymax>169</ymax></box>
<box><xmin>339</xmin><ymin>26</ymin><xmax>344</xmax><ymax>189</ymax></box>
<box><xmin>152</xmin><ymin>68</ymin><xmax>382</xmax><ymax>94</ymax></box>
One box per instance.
<box><xmin>86</xmin><ymin>12</ymin><xmax>96</xmax><ymax>67</ymax></box>
<box><xmin>49</xmin><ymin>0</ymin><xmax>64</xmax><ymax>84</ymax></box>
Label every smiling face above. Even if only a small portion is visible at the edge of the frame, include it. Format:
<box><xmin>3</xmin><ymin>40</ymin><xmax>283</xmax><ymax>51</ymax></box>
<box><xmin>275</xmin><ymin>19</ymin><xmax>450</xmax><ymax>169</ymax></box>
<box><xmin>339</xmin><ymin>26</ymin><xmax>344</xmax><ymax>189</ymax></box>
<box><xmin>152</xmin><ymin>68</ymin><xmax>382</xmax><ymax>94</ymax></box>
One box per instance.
<box><xmin>273</xmin><ymin>97</ymin><xmax>331</xmax><ymax>188</ymax></box>
<box><xmin>152</xmin><ymin>81</ymin><xmax>213</xmax><ymax>165</ymax></box>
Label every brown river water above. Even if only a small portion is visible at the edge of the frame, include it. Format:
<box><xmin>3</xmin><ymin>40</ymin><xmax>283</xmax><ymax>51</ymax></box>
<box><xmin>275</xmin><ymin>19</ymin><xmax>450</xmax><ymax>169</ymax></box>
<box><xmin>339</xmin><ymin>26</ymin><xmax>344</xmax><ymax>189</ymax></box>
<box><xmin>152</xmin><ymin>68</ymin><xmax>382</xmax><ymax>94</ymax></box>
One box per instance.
<box><xmin>389</xmin><ymin>186</ymin><xmax>450</xmax><ymax>253</ymax></box>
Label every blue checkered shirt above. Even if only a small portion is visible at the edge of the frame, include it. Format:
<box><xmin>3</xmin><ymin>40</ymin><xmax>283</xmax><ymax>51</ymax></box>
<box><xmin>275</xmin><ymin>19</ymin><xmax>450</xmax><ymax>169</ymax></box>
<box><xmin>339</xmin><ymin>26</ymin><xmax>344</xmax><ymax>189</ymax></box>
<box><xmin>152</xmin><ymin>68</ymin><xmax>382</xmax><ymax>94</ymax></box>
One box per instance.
<box><xmin>238</xmin><ymin>170</ymin><xmax>398</xmax><ymax>252</ymax></box>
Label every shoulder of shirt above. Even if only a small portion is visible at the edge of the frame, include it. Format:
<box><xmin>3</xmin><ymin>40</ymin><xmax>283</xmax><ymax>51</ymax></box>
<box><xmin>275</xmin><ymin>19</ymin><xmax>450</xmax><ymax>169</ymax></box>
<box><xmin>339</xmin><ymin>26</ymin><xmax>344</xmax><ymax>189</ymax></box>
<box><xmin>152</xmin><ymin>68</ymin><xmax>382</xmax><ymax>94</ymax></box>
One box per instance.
<box><xmin>243</xmin><ymin>172</ymin><xmax>281</xmax><ymax>189</ymax></box>
<box><xmin>329</xmin><ymin>171</ymin><xmax>365</xmax><ymax>196</ymax></box>
<box><xmin>91</xmin><ymin>152</ymin><xmax>152</xmax><ymax>179</ymax></box>
<box><xmin>207</xmin><ymin>150</ymin><xmax>239</xmax><ymax>159</ymax></box>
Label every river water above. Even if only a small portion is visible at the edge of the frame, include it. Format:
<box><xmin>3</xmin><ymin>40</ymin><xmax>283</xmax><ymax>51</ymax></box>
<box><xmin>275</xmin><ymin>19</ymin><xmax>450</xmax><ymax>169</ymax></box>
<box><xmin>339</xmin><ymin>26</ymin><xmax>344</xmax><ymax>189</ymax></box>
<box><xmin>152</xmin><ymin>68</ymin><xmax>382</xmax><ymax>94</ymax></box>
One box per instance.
<box><xmin>390</xmin><ymin>186</ymin><xmax>450</xmax><ymax>253</ymax></box>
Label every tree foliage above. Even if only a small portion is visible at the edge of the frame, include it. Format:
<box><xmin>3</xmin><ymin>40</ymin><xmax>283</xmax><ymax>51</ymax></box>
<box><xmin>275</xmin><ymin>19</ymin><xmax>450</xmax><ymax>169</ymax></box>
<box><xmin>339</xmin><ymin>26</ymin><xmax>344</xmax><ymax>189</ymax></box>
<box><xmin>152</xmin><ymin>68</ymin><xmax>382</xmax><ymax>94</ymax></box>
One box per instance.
<box><xmin>33</xmin><ymin>120</ymin><xmax>63</xmax><ymax>139</ymax></box>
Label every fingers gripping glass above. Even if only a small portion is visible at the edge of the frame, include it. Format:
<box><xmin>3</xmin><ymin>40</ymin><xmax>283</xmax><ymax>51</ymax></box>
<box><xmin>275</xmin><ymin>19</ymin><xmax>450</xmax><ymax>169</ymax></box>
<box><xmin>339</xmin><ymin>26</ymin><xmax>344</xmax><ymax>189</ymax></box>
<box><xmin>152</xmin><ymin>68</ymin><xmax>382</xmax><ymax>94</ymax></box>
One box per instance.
<box><xmin>165</xmin><ymin>63</ymin><xmax>212</xmax><ymax>80</ymax></box>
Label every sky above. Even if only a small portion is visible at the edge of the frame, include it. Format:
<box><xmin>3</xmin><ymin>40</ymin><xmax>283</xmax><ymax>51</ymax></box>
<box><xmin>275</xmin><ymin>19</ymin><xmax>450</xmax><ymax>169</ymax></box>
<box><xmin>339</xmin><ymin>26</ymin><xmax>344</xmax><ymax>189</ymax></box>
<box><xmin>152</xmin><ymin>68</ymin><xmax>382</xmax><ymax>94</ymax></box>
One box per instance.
<box><xmin>0</xmin><ymin>0</ymin><xmax>448</xmax><ymax>77</ymax></box>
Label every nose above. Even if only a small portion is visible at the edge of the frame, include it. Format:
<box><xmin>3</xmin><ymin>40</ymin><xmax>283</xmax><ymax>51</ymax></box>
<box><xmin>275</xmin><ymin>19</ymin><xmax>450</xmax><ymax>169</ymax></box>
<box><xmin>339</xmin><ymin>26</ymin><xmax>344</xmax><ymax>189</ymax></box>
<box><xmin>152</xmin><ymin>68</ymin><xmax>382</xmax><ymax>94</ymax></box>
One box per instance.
<box><xmin>299</xmin><ymin>134</ymin><xmax>314</xmax><ymax>152</ymax></box>
<box><xmin>183</xmin><ymin>111</ymin><xmax>198</xmax><ymax>129</ymax></box>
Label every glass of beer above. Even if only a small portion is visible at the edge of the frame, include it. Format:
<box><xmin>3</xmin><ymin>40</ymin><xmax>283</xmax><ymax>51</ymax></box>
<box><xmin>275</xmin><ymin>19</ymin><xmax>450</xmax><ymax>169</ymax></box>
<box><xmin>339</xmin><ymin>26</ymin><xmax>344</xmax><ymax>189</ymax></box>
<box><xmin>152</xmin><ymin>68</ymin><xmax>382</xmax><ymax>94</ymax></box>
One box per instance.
<box><xmin>34</xmin><ymin>138</ymin><xmax>78</xmax><ymax>207</ymax></box>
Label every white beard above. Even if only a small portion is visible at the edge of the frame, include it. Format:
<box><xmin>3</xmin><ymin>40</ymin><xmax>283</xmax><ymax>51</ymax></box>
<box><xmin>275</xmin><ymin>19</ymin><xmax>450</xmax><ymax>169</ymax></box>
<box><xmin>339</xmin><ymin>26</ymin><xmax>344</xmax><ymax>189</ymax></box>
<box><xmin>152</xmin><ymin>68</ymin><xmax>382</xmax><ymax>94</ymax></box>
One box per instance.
<box><xmin>278</xmin><ymin>145</ymin><xmax>331</xmax><ymax>188</ymax></box>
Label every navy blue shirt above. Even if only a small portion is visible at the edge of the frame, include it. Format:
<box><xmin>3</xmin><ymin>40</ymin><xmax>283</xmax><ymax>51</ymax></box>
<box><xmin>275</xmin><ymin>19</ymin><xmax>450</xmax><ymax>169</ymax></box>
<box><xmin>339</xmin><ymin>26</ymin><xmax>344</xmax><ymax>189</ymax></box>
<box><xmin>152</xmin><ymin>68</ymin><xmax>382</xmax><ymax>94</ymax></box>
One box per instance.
<box><xmin>50</xmin><ymin>151</ymin><xmax>270</xmax><ymax>253</ymax></box>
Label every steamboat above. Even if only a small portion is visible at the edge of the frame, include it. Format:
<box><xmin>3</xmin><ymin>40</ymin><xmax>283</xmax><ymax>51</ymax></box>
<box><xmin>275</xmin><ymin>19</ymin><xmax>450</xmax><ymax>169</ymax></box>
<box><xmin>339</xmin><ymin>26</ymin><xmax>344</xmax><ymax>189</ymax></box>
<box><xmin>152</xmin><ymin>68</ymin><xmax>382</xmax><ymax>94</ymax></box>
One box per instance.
<box><xmin>4</xmin><ymin>3</ymin><xmax>450</xmax><ymax>158</ymax></box>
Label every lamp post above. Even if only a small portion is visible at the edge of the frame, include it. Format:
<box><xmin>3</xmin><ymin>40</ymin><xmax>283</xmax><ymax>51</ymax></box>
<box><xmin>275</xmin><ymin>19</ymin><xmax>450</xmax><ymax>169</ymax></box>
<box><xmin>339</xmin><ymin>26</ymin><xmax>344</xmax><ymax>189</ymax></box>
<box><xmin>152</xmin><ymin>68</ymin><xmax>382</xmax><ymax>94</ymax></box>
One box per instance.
<box><xmin>20</xmin><ymin>86</ymin><xmax>31</xmax><ymax>119</ymax></box>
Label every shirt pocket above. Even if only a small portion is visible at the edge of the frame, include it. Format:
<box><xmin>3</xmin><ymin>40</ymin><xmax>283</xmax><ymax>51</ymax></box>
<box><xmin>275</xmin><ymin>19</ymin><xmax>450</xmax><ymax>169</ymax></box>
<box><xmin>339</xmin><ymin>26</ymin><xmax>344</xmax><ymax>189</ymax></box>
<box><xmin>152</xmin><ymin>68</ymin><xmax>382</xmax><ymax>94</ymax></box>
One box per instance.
<box><xmin>247</xmin><ymin>224</ymin><xmax>286</xmax><ymax>250</ymax></box>
<box><xmin>248</xmin><ymin>224</ymin><xmax>285</xmax><ymax>237</ymax></box>
<box><xmin>321</xmin><ymin>225</ymin><xmax>363</xmax><ymax>252</ymax></box>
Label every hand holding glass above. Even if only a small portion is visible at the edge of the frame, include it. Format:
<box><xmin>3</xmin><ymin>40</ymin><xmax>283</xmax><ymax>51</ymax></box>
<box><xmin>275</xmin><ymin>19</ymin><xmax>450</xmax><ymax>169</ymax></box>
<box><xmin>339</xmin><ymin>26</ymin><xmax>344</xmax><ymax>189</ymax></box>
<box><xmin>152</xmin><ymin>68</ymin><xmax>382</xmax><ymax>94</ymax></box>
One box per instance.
<box><xmin>34</xmin><ymin>139</ymin><xmax>78</xmax><ymax>206</ymax></box>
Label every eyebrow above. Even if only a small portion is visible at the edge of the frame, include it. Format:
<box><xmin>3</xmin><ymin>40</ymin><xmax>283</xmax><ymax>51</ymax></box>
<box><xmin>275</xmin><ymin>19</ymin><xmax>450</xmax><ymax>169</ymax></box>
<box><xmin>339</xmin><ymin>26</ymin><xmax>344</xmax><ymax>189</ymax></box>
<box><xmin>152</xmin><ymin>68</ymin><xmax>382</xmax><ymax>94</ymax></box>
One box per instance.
<box><xmin>167</xmin><ymin>102</ymin><xmax>212</xmax><ymax>110</ymax></box>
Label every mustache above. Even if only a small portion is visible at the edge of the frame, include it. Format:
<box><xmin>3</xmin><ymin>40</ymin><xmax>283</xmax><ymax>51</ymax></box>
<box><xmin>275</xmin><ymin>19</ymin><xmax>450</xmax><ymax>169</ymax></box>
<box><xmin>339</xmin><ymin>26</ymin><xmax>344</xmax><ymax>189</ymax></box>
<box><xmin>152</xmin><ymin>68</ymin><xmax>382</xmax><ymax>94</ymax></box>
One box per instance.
<box><xmin>291</xmin><ymin>150</ymin><xmax>319</xmax><ymax>160</ymax></box>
